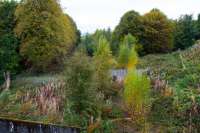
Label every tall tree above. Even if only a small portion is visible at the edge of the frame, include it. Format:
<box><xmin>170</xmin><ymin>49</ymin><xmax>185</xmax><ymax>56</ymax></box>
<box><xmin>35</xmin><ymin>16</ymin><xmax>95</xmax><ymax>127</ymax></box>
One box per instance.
<box><xmin>66</xmin><ymin>14</ymin><xmax>81</xmax><ymax>46</ymax></box>
<box><xmin>112</xmin><ymin>10</ymin><xmax>142</xmax><ymax>54</ymax></box>
<box><xmin>141</xmin><ymin>9</ymin><xmax>174</xmax><ymax>53</ymax></box>
<box><xmin>0</xmin><ymin>0</ymin><xmax>20</xmax><ymax>90</ymax></box>
<box><xmin>15</xmin><ymin>0</ymin><xmax>78</xmax><ymax>71</ymax></box>
<box><xmin>124</xmin><ymin>69</ymin><xmax>150</xmax><ymax>125</ymax></box>
<box><xmin>174</xmin><ymin>15</ymin><xmax>196</xmax><ymax>50</ymax></box>
<box><xmin>117</xmin><ymin>34</ymin><xmax>138</xmax><ymax>69</ymax></box>
<box><xmin>65</xmin><ymin>51</ymin><xmax>97</xmax><ymax>115</ymax></box>
<box><xmin>81</xmin><ymin>28</ymin><xmax>112</xmax><ymax>56</ymax></box>
<box><xmin>93</xmin><ymin>36</ymin><xmax>114</xmax><ymax>97</ymax></box>
<box><xmin>195</xmin><ymin>14</ymin><xmax>200</xmax><ymax>40</ymax></box>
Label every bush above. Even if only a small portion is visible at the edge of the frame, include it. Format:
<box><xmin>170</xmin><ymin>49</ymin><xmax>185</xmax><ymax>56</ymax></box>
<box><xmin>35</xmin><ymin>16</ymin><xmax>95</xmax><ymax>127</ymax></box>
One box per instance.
<box><xmin>117</xmin><ymin>35</ymin><xmax>138</xmax><ymax>69</ymax></box>
<box><xmin>65</xmin><ymin>51</ymin><xmax>98</xmax><ymax>115</ymax></box>
<box><xmin>123</xmin><ymin>69</ymin><xmax>151</xmax><ymax>125</ymax></box>
<box><xmin>151</xmin><ymin>88</ymin><xmax>200</xmax><ymax>132</ymax></box>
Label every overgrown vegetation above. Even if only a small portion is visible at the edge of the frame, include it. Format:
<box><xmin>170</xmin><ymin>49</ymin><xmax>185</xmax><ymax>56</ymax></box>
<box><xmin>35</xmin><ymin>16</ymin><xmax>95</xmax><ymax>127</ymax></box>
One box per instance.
<box><xmin>0</xmin><ymin>0</ymin><xmax>200</xmax><ymax>132</ymax></box>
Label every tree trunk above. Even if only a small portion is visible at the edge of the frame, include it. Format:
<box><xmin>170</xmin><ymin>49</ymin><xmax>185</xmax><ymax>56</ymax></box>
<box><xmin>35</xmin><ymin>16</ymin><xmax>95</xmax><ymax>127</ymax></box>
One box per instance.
<box><xmin>3</xmin><ymin>71</ymin><xmax>11</xmax><ymax>90</ymax></box>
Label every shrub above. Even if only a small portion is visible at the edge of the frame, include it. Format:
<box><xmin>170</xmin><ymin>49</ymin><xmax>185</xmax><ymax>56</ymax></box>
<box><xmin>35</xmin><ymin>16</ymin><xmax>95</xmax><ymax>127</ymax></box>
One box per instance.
<box><xmin>123</xmin><ymin>69</ymin><xmax>151</xmax><ymax>125</ymax></box>
<box><xmin>150</xmin><ymin>96</ymin><xmax>175</xmax><ymax>125</ymax></box>
<box><xmin>118</xmin><ymin>44</ymin><xmax>130</xmax><ymax>68</ymax></box>
<box><xmin>65</xmin><ymin>51</ymin><xmax>98</xmax><ymax>115</ymax></box>
<box><xmin>117</xmin><ymin>35</ymin><xmax>138</xmax><ymax>69</ymax></box>
<box><xmin>174</xmin><ymin>88</ymin><xmax>200</xmax><ymax>132</ymax></box>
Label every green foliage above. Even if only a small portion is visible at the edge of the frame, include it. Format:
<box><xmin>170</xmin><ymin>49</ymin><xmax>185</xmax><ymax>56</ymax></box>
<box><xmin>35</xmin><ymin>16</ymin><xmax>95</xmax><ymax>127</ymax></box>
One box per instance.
<box><xmin>63</xmin><ymin>101</ymin><xmax>84</xmax><ymax>126</ymax></box>
<box><xmin>15</xmin><ymin>0</ymin><xmax>78</xmax><ymax>71</ymax></box>
<box><xmin>174</xmin><ymin>89</ymin><xmax>200</xmax><ymax>132</ymax></box>
<box><xmin>0</xmin><ymin>0</ymin><xmax>17</xmax><ymax>34</ymax></box>
<box><xmin>112</xmin><ymin>10</ymin><xmax>142</xmax><ymax>54</ymax></box>
<box><xmin>65</xmin><ymin>14</ymin><xmax>81</xmax><ymax>46</ymax></box>
<box><xmin>196</xmin><ymin>14</ymin><xmax>200</xmax><ymax>40</ymax></box>
<box><xmin>151</xmin><ymin>89</ymin><xmax>200</xmax><ymax>132</ymax></box>
<box><xmin>118</xmin><ymin>44</ymin><xmax>129</xmax><ymax>68</ymax></box>
<box><xmin>124</xmin><ymin>69</ymin><xmax>151</xmax><ymax>122</ymax></box>
<box><xmin>0</xmin><ymin>0</ymin><xmax>20</xmax><ymax>84</ymax></box>
<box><xmin>118</xmin><ymin>45</ymin><xmax>138</xmax><ymax>69</ymax></box>
<box><xmin>117</xmin><ymin>35</ymin><xmax>138</xmax><ymax>69</ymax></box>
<box><xmin>114</xmin><ymin>9</ymin><xmax>174</xmax><ymax>55</ymax></box>
<box><xmin>98</xmin><ymin>120</ymin><xmax>115</xmax><ymax>133</ymax></box>
<box><xmin>127</xmin><ymin>47</ymin><xmax>138</xmax><ymax>69</ymax></box>
<box><xmin>0</xmin><ymin>34</ymin><xmax>20</xmax><ymax>71</ymax></box>
<box><xmin>123</xmin><ymin>34</ymin><xmax>143</xmax><ymax>52</ymax></box>
<box><xmin>141</xmin><ymin>9</ymin><xmax>174</xmax><ymax>54</ymax></box>
<box><xmin>1</xmin><ymin>3</ymin><xmax>200</xmax><ymax>132</ymax></box>
<box><xmin>81</xmin><ymin>29</ymin><xmax>112</xmax><ymax>56</ymax></box>
<box><xmin>139</xmin><ymin>44</ymin><xmax>200</xmax><ymax>132</ymax></box>
<box><xmin>65</xmin><ymin>51</ymin><xmax>98</xmax><ymax>115</ymax></box>
<box><xmin>93</xmin><ymin>36</ymin><xmax>114</xmax><ymax>97</ymax></box>
<box><xmin>174</xmin><ymin>15</ymin><xmax>196</xmax><ymax>50</ymax></box>
<box><xmin>0</xmin><ymin>90</ymin><xmax>10</xmax><ymax>107</ymax></box>
<box><xmin>80</xmin><ymin>33</ymin><xmax>94</xmax><ymax>56</ymax></box>
<box><xmin>139</xmin><ymin>45</ymin><xmax>200</xmax><ymax>88</ymax></box>
<box><xmin>93</xmin><ymin>29</ymin><xmax>112</xmax><ymax>45</ymax></box>
<box><xmin>150</xmin><ymin>96</ymin><xmax>175</xmax><ymax>126</ymax></box>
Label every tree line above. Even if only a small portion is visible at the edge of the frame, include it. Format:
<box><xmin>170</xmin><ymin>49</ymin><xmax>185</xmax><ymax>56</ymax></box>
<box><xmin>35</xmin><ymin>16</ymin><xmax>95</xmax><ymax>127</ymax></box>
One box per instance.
<box><xmin>0</xmin><ymin>0</ymin><xmax>79</xmax><ymax>87</ymax></box>
<box><xmin>1</xmin><ymin>0</ymin><xmax>200</xmax><ymax>87</ymax></box>
<box><xmin>82</xmin><ymin>9</ymin><xmax>200</xmax><ymax>56</ymax></box>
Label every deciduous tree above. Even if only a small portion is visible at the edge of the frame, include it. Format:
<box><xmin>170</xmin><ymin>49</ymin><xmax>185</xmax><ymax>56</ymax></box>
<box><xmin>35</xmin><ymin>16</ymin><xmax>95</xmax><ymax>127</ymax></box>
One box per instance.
<box><xmin>141</xmin><ymin>9</ymin><xmax>174</xmax><ymax>53</ymax></box>
<box><xmin>117</xmin><ymin>34</ymin><xmax>138</xmax><ymax>69</ymax></box>
<box><xmin>15</xmin><ymin>0</ymin><xmax>78</xmax><ymax>71</ymax></box>
<box><xmin>174</xmin><ymin>15</ymin><xmax>196</xmax><ymax>50</ymax></box>
<box><xmin>124</xmin><ymin>69</ymin><xmax>150</xmax><ymax>126</ymax></box>
<box><xmin>0</xmin><ymin>0</ymin><xmax>20</xmax><ymax>90</ymax></box>
<box><xmin>93</xmin><ymin>36</ymin><xmax>114</xmax><ymax>97</ymax></box>
<box><xmin>112</xmin><ymin>10</ymin><xmax>142</xmax><ymax>54</ymax></box>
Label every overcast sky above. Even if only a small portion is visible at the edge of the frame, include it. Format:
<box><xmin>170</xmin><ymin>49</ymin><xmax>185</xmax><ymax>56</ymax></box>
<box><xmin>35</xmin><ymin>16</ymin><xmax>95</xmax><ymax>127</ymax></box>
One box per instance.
<box><xmin>61</xmin><ymin>0</ymin><xmax>200</xmax><ymax>33</ymax></box>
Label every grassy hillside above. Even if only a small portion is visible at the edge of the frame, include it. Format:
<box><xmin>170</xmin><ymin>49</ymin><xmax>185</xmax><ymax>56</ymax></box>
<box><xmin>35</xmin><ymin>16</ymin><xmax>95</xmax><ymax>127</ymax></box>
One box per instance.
<box><xmin>0</xmin><ymin>44</ymin><xmax>200</xmax><ymax>132</ymax></box>
<box><xmin>138</xmin><ymin>44</ymin><xmax>200</xmax><ymax>90</ymax></box>
<box><xmin>137</xmin><ymin>44</ymin><xmax>200</xmax><ymax>132</ymax></box>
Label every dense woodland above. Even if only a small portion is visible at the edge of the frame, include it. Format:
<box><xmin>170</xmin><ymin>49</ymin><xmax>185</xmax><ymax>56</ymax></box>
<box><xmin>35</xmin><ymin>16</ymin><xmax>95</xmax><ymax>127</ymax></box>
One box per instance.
<box><xmin>0</xmin><ymin>0</ymin><xmax>200</xmax><ymax>132</ymax></box>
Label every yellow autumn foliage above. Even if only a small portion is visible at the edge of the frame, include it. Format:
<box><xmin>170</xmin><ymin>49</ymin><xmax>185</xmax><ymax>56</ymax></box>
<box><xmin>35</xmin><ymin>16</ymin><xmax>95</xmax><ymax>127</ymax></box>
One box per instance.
<box><xmin>15</xmin><ymin>0</ymin><xmax>78</xmax><ymax>71</ymax></box>
<box><xmin>127</xmin><ymin>47</ymin><xmax>138</xmax><ymax>69</ymax></box>
<box><xmin>124</xmin><ymin>69</ymin><xmax>150</xmax><ymax>117</ymax></box>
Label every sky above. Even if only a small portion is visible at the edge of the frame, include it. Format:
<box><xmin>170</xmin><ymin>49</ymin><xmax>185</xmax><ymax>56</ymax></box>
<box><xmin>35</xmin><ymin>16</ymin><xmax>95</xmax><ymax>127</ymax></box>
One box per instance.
<box><xmin>61</xmin><ymin>0</ymin><xmax>200</xmax><ymax>33</ymax></box>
